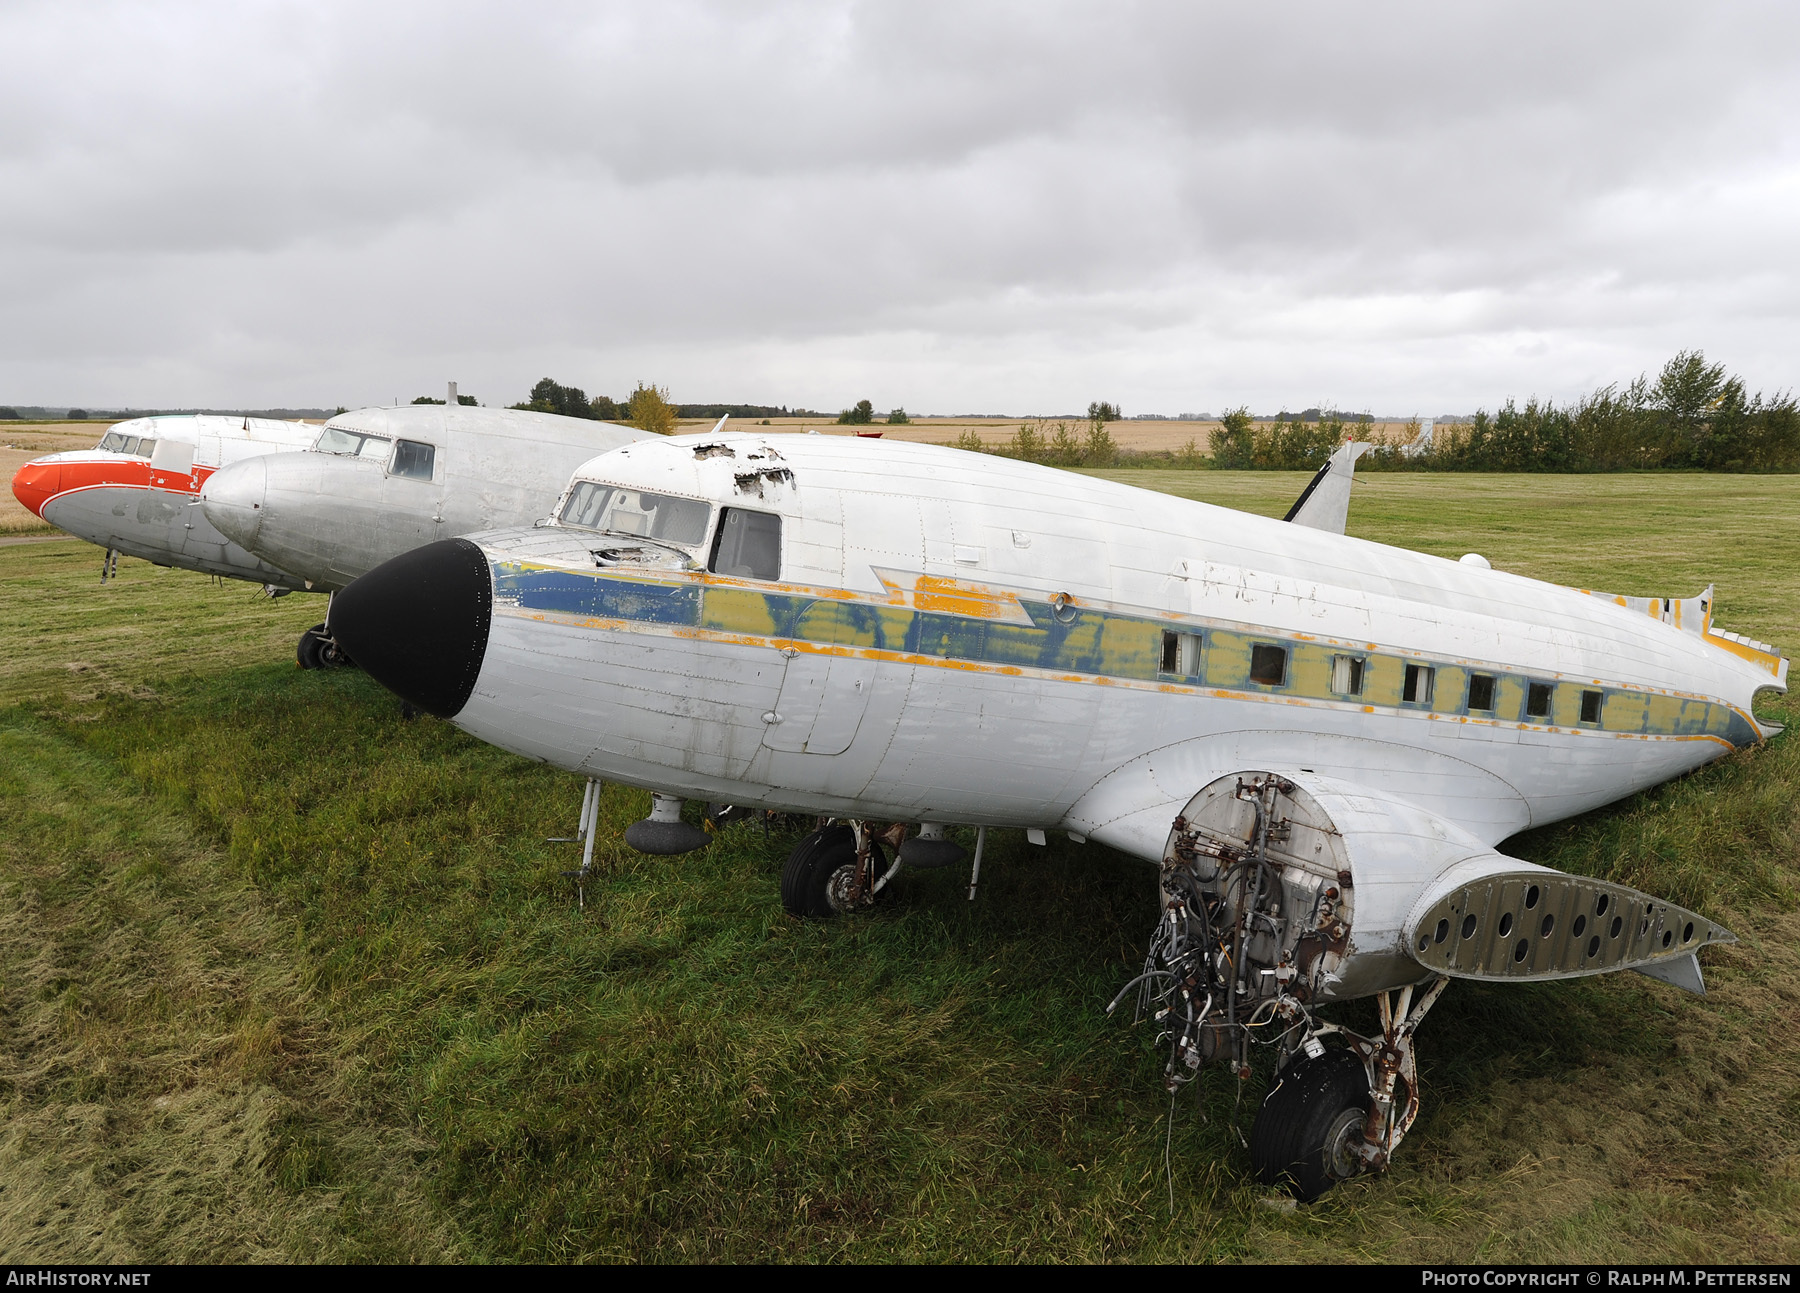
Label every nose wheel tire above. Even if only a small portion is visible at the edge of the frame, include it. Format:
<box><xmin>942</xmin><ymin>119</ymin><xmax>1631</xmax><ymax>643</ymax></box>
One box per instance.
<box><xmin>1249</xmin><ymin>1047</ymin><xmax>1372</xmax><ymax>1202</ymax></box>
<box><xmin>780</xmin><ymin>825</ymin><xmax>888</xmax><ymax>919</ymax></box>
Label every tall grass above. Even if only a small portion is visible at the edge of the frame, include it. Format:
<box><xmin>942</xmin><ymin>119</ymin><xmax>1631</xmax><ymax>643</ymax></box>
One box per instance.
<box><xmin>2</xmin><ymin>468</ymin><xmax>1798</xmax><ymax>1262</ymax></box>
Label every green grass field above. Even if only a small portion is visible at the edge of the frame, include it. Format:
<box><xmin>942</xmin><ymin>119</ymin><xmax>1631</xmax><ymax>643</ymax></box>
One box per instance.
<box><xmin>2</xmin><ymin>472</ymin><xmax>1797</xmax><ymax>1263</ymax></box>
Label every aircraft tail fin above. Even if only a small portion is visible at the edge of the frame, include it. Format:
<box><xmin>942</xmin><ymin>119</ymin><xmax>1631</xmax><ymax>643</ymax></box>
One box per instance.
<box><xmin>1284</xmin><ymin>440</ymin><xmax>1372</xmax><ymax>535</ymax></box>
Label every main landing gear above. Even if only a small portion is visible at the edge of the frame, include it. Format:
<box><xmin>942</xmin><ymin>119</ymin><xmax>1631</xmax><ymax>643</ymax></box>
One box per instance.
<box><xmin>296</xmin><ymin>622</ymin><xmax>354</xmax><ymax>670</ymax></box>
<box><xmin>779</xmin><ymin>820</ymin><xmax>980</xmax><ymax>918</ymax></box>
<box><xmin>1114</xmin><ymin>773</ymin><xmax>1453</xmax><ymax>1201</ymax></box>
<box><xmin>1245</xmin><ymin>980</ymin><xmax>1448</xmax><ymax>1201</ymax></box>
<box><xmin>781</xmin><ymin>822</ymin><xmax>899</xmax><ymax>918</ymax></box>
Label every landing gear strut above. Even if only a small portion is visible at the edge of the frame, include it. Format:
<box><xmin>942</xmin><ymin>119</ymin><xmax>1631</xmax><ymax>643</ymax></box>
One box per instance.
<box><xmin>1246</xmin><ymin>978</ymin><xmax>1448</xmax><ymax>1200</ymax></box>
<box><xmin>1112</xmin><ymin>772</ymin><xmax>1452</xmax><ymax>1201</ymax></box>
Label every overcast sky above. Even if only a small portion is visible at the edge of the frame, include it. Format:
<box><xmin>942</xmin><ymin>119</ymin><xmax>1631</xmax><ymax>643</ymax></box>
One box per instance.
<box><xmin>3</xmin><ymin>2</ymin><xmax>1797</xmax><ymax>416</ymax></box>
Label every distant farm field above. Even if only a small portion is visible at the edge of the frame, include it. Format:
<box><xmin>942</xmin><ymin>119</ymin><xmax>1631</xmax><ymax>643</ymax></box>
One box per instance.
<box><xmin>1</xmin><ymin>473</ymin><xmax>1797</xmax><ymax>1262</ymax></box>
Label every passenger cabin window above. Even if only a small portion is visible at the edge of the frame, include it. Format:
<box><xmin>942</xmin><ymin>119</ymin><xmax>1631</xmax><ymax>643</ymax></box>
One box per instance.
<box><xmin>709</xmin><ymin>508</ymin><xmax>782</xmax><ymax>581</ymax></box>
<box><xmin>1249</xmin><ymin>644</ymin><xmax>1287</xmax><ymax>687</ymax></box>
<box><xmin>560</xmin><ymin>482</ymin><xmax>712</xmax><ymax>547</ymax></box>
<box><xmin>1526</xmin><ymin>682</ymin><xmax>1553</xmax><ymax>718</ymax></box>
<box><xmin>1580</xmin><ymin>689</ymin><xmax>1603</xmax><ymax>724</ymax></box>
<box><xmin>389</xmin><ymin>439</ymin><xmax>436</xmax><ymax>480</ymax></box>
<box><xmin>315</xmin><ymin>427</ymin><xmax>392</xmax><ymax>461</ymax></box>
<box><xmin>1468</xmin><ymin>673</ymin><xmax>1496</xmax><ymax>711</ymax></box>
<box><xmin>1331</xmin><ymin>655</ymin><xmax>1365</xmax><ymax>696</ymax></box>
<box><xmin>1403</xmin><ymin>663</ymin><xmax>1435</xmax><ymax>705</ymax></box>
<box><xmin>1160</xmin><ymin>631</ymin><xmax>1203</xmax><ymax>676</ymax></box>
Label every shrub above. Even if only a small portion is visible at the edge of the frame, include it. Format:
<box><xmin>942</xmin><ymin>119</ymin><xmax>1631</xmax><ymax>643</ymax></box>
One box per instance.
<box><xmin>626</xmin><ymin>383</ymin><xmax>679</xmax><ymax>436</ymax></box>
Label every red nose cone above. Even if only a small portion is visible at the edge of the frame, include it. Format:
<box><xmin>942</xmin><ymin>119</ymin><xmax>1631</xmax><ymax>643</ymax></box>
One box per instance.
<box><xmin>11</xmin><ymin>460</ymin><xmax>62</xmax><ymax>518</ymax></box>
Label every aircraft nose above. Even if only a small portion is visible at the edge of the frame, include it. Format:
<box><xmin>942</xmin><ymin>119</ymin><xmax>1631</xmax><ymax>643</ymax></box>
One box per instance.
<box><xmin>11</xmin><ymin>459</ymin><xmax>62</xmax><ymax>518</ymax></box>
<box><xmin>329</xmin><ymin>537</ymin><xmax>493</xmax><ymax>719</ymax></box>
<box><xmin>199</xmin><ymin>457</ymin><xmax>267</xmax><ymax>547</ymax></box>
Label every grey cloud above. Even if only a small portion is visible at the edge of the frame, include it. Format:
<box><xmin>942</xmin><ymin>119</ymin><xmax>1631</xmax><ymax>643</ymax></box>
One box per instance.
<box><xmin>1</xmin><ymin>0</ymin><xmax>1796</xmax><ymax>411</ymax></box>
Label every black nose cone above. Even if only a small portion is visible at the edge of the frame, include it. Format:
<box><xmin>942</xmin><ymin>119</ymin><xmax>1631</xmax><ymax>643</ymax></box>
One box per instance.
<box><xmin>331</xmin><ymin>538</ymin><xmax>493</xmax><ymax>718</ymax></box>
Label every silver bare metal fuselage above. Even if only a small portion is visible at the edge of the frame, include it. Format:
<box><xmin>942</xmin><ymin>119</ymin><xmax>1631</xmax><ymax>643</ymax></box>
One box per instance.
<box><xmin>201</xmin><ymin>405</ymin><xmax>650</xmax><ymax>591</ymax></box>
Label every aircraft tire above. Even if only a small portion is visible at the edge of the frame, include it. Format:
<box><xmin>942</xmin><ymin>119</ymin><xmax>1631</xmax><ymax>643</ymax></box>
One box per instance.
<box><xmin>1248</xmin><ymin>1047</ymin><xmax>1371</xmax><ymax>1202</ymax></box>
<box><xmin>297</xmin><ymin>623</ymin><xmax>355</xmax><ymax>670</ymax></box>
<box><xmin>780</xmin><ymin>824</ymin><xmax>889</xmax><ymax>919</ymax></box>
<box><xmin>296</xmin><ymin>624</ymin><xmax>328</xmax><ymax>670</ymax></box>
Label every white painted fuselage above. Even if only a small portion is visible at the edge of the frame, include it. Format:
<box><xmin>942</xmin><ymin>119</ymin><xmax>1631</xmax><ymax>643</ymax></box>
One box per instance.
<box><xmin>11</xmin><ymin>415</ymin><xmax>322</xmax><ymax>588</ymax></box>
<box><xmin>450</xmin><ymin>433</ymin><xmax>1786</xmax><ymax>863</ymax></box>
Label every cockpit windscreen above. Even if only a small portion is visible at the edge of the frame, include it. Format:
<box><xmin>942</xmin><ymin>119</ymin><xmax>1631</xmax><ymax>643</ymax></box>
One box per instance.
<box><xmin>560</xmin><ymin>482</ymin><xmax>711</xmax><ymax>546</ymax></box>
<box><xmin>315</xmin><ymin>427</ymin><xmax>393</xmax><ymax>460</ymax></box>
<box><xmin>96</xmin><ymin>432</ymin><xmax>157</xmax><ymax>458</ymax></box>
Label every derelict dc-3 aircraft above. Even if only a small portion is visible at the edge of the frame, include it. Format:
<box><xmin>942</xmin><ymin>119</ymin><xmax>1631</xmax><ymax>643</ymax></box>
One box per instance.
<box><xmin>9</xmin><ymin>414</ymin><xmax>321</xmax><ymax>588</ymax></box>
<box><xmin>199</xmin><ymin>389</ymin><xmax>649</xmax><ymax>666</ymax></box>
<box><xmin>318</xmin><ymin>429</ymin><xmax>1785</xmax><ymax>1200</ymax></box>
<box><xmin>11</xmin><ymin>390</ymin><xmax>648</xmax><ymax>669</ymax></box>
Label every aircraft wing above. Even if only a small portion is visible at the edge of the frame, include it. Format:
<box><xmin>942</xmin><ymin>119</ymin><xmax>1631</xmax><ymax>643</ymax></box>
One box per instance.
<box><xmin>1068</xmin><ymin>748</ymin><xmax>1731</xmax><ymax>997</ymax></box>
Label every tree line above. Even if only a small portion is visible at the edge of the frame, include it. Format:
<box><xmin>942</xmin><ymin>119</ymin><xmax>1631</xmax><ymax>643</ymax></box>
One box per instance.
<box><xmin>944</xmin><ymin>353</ymin><xmax>1798</xmax><ymax>473</ymax></box>
<box><xmin>955</xmin><ymin>416</ymin><xmax>1122</xmax><ymax>468</ymax></box>
<box><xmin>1370</xmin><ymin>352</ymin><xmax>1799</xmax><ymax>472</ymax></box>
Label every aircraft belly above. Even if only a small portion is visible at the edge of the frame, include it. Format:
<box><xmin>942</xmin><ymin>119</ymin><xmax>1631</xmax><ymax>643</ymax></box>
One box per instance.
<box><xmin>42</xmin><ymin>487</ymin><xmax>299</xmax><ymax>585</ymax></box>
<box><xmin>1507</xmin><ymin>727</ymin><xmax>1723</xmax><ymax>823</ymax></box>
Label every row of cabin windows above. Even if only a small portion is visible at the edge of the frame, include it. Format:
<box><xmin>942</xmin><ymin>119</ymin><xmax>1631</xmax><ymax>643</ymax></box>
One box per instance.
<box><xmin>558</xmin><ymin>481</ymin><xmax>784</xmax><ymax>581</ymax></box>
<box><xmin>1161</xmin><ymin>631</ymin><xmax>1607</xmax><ymax>724</ymax></box>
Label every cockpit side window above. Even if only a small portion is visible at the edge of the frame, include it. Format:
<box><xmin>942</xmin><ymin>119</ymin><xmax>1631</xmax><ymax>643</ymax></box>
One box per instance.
<box><xmin>315</xmin><ymin>427</ymin><xmax>392</xmax><ymax>460</ymax></box>
<box><xmin>96</xmin><ymin>432</ymin><xmax>155</xmax><ymax>458</ymax></box>
<box><xmin>708</xmin><ymin>508</ymin><xmax>782</xmax><ymax>581</ymax></box>
<box><xmin>390</xmin><ymin>439</ymin><xmax>436</xmax><ymax>480</ymax></box>
<box><xmin>559</xmin><ymin>481</ymin><xmax>712</xmax><ymax>547</ymax></box>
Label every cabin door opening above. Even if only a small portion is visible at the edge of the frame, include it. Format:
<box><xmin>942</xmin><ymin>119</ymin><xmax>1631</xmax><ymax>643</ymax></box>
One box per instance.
<box><xmin>762</xmin><ymin>653</ymin><xmax>878</xmax><ymax>755</ymax></box>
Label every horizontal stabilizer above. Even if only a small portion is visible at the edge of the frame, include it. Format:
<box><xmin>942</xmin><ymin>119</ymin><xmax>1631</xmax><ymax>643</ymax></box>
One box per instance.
<box><xmin>1405</xmin><ymin>857</ymin><xmax>1733</xmax><ymax>987</ymax></box>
